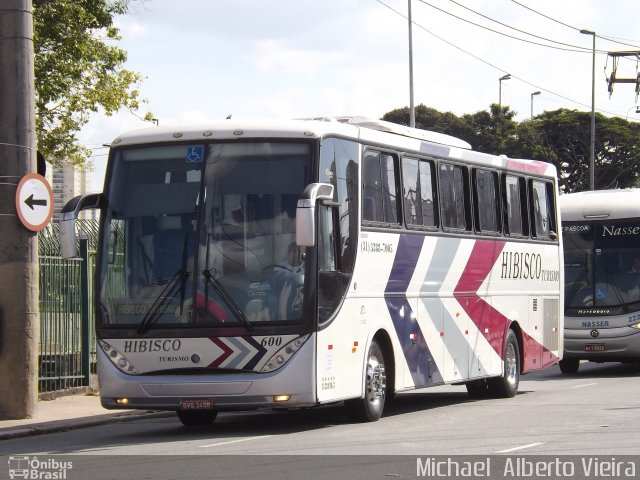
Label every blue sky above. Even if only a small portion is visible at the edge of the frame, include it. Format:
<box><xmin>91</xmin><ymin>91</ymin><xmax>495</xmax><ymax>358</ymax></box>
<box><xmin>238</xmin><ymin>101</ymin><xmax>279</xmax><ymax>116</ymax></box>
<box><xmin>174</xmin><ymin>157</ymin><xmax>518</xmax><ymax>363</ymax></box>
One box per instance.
<box><xmin>80</xmin><ymin>0</ymin><xmax>640</xmax><ymax>189</ymax></box>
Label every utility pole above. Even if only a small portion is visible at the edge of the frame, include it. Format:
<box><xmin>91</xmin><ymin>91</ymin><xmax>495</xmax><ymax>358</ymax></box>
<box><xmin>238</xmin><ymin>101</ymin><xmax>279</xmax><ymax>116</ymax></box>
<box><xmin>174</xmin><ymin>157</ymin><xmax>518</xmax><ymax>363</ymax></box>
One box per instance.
<box><xmin>0</xmin><ymin>0</ymin><xmax>39</xmax><ymax>419</ymax></box>
<box><xmin>408</xmin><ymin>0</ymin><xmax>415</xmax><ymax>128</ymax></box>
<box><xmin>580</xmin><ymin>29</ymin><xmax>596</xmax><ymax>191</ymax></box>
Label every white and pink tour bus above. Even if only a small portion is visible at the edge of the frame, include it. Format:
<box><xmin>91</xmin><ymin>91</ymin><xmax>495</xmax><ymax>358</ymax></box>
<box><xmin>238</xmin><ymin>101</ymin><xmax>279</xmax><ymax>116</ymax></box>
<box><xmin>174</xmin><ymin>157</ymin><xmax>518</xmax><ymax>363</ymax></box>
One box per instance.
<box><xmin>60</xmin><ymin>116</ymin><xmax>563</xmax><ymax>425</ymax></box>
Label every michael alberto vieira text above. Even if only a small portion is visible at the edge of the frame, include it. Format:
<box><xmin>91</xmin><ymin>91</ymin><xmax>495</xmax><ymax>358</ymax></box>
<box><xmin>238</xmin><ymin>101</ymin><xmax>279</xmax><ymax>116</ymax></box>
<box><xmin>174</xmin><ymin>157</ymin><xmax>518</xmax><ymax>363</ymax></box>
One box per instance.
<box><xmin>416</xmin><ymin>457</ymin><xmax>637</xmax><ymax>477</ymax></box>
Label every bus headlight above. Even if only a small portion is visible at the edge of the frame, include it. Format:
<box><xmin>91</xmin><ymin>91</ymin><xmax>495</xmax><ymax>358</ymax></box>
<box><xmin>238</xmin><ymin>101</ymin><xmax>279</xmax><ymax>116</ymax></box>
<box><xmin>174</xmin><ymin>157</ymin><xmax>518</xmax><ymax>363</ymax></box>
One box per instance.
<box><xmin>261</xmin><ymin>334</ymin><xmax>310</xmax><ymax>373</ymax></box>
<box><xmin>99</xmin><ymin>340</ymin><xmax>138</xmax><ymax>374</ymax></box>
<box><xmin>631</xmin><ymin>322</ymin><xmax>640</xmax><ymax>330</ymax></box>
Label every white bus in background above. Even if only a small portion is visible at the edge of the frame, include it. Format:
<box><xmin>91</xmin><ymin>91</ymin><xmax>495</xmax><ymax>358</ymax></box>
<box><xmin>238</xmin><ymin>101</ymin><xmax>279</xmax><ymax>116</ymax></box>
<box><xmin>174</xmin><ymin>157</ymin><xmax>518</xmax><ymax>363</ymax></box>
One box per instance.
<box><xmin>60</xmin><ymin>116</ymin><xmax>563</xmax><ymax>426</ymax></box>
<box><xmin>560</xmin><ymin>189</ymin><xmax>640</xmax><ymax>373</ymax></box>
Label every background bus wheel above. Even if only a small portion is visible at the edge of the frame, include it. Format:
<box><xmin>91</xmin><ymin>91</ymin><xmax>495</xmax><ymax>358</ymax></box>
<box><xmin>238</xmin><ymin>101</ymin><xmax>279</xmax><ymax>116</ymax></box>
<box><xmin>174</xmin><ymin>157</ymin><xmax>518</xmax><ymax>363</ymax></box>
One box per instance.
<box><xmin>346</xmin><ymin>339</ymin><xmax>387</xmax><ymax>422</ymax></box>
<box><xmin>177</xmin><ymin>410</ymin><xmax>218</xmax><ymax>426</ymax></box>
<box><xmin>559</xmin><ymin>358</ymin><xmax>580</xmax><ymax>374</ymax></box>
<box><xmin>488</xmin><ymin>329</ymin><xmax>520</xmax><ymax>398</ymax></box>
<box><xmin>465</xmin><ymin>379</ymin><xmax>489</xmax><ymax>398</ymax></box>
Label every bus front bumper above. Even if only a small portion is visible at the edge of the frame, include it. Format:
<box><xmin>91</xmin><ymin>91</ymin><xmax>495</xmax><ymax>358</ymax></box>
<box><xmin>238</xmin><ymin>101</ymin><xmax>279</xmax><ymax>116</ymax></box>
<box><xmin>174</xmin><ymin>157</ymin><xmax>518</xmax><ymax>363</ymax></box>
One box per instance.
<box><xmin>563</xmin><ymin>327</ymin><xmax>640</xmax><ymax>361</ymax></box>
<box><xmin>97</xmin><ymin>340</ymin><xmax>317</xmax><ymax>412</ymax></box>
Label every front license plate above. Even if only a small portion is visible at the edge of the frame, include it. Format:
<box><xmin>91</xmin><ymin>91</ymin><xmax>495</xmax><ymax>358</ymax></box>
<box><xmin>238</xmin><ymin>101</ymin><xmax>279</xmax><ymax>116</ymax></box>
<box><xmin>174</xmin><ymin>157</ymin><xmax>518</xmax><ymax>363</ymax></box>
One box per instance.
<box><xmin>584</xmin><ymin>343</ymin><xmax>606</xmax><ymax>352</ymax></box>
<box><xmin>179</xmin><ymin>398</ymin><xmax>214</xmax><ymax>410</ymax></box>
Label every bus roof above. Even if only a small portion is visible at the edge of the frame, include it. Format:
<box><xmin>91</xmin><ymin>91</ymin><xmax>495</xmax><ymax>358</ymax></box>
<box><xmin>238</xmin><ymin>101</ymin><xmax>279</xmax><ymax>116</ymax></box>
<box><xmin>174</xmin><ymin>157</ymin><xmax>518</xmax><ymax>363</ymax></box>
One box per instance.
<box><xmin>109</xmin><ymin>117</ymin><xmax>556</xmax><ymax>178</ymax></box>
<box><xmin>560</xmin><ymin>188</ymin><xmax>640</xmax><ymax>221</ymax></box>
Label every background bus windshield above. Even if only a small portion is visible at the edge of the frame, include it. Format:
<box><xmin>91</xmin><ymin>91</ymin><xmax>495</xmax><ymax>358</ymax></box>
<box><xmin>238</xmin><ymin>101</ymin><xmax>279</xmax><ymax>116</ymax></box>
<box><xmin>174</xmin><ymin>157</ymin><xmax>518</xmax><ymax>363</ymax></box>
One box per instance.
<box><xmin>563</xmin><ymin>222</ymin><xmax>640</xmax><ymax>313</ymax></box>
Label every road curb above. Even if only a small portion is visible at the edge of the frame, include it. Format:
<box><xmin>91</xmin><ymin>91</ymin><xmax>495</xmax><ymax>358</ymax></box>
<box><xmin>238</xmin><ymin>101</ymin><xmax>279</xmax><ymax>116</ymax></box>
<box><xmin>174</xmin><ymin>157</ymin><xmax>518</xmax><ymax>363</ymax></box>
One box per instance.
<box><xmin>0</xmin><ymin>411</ymin><xmax>174</xmax><ymax>440</ymax></box>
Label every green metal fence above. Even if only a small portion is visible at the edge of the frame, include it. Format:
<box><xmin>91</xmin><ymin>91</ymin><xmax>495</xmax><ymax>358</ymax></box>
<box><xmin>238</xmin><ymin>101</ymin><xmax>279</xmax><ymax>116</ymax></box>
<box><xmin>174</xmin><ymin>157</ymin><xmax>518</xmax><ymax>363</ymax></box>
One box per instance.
<box><xmin>38</xmin><ymin>221</ymin><xmax>98</xmax><ymax>395</ymax></box>
<box><xmin>38</xmin><ymin>255</ymin><xmax>86</xmax><ymax>392</ymax></box>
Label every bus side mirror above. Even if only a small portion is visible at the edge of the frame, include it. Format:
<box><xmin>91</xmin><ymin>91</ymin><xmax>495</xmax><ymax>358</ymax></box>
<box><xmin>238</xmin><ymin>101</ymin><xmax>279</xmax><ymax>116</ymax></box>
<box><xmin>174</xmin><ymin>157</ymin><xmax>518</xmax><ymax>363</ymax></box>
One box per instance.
<box><xmin>59</xmin><ymin>193</ymin><xmax>103</xmax><ymax>258</ymax></box>
<box><xmin>295</xmin><ymin>183</ymin><xmax>334</xmax><ymax>247</ymax></box>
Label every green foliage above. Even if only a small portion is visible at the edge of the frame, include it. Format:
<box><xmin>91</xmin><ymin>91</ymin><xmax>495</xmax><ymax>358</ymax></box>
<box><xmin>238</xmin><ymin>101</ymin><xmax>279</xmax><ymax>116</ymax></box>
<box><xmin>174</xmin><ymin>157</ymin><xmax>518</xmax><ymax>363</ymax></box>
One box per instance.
<box><xmin>382</xmin><ymin>104</ymin><xmax>640</xmax><ymax>193</ymax></box>
<box><xmin>461</xmin><ymin>104</ymin><xmax>518</xmax><ymax>155</ymax></box>
<box><xmin>33</xmin><ymin>0</ymin><xmax>150</xmax><ymax>168</ymax></box>
<box><xmin>384</xmin><ymin>104</ymin><xmax>472</xmax><ymax>140</ymax></box>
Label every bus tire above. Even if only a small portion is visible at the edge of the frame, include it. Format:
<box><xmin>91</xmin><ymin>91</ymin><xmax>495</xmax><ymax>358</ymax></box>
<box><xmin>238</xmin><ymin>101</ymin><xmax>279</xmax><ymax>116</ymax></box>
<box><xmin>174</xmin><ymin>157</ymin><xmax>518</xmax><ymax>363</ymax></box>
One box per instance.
<box><xmin>177</xmin><ymin>410</ymin><xmax>218</xmax><ymax>426</ymax></box>
<box><xmin>465</xmin><ymin>379</ymin><xmax>489</xmax><ymax>398</ymax></box>
<box><xmin>488</xmin><ymin>329</ymin><xmax>520</xmax><ymax>398</ymax></box>
<box><xmin>559</xmin><ymin>358</ymin><xmax>580</xmax><ymax>374</ymax></box>
<box><xmin>345</xmin><ymin>339</ymin><xmax>387</xmax><ymax>422</ymax></box>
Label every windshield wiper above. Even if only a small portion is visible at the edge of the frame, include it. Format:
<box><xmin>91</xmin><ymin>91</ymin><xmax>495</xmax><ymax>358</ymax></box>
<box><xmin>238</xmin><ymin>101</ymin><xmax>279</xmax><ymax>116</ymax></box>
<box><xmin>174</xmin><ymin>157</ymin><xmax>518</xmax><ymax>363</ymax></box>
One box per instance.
<box><xmin>566</xmin><ymin>267</ymin><xmax>588</xmax><ymax>307</ymax></box>
<box><xmin>137</xmin><ymin>232</ymin><xmax>192</xmax><ymax>334</ymax></box>
<box><xmin>202</xmin><ymin>269</ymin><xmax>253</xmax><ymax>329</ymax></box>
<box><xmin>136</xmin><ymin>269</ymin><xmax>190</xmax><ymax>334</ymax></box>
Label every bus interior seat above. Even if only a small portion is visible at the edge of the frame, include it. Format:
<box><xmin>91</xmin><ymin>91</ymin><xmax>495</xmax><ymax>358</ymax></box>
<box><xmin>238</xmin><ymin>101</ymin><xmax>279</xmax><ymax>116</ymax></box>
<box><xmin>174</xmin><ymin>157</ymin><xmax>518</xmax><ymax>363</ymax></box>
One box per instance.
<box><xmin>152</xmin><ymin>215</ymin><xmax>193</xmax><ymax>284</ymax></box>
<box><xmin>363</xmin><ymin>195</ymin><xmax>378</xmax><ymax>221</ymax></box>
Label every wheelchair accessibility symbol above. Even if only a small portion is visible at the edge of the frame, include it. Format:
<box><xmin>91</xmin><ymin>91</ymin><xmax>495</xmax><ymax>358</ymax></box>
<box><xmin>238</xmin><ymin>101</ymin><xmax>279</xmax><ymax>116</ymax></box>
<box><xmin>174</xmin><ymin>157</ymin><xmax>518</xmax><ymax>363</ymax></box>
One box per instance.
<box><xmin>185</xmin><ymin>145</ymin><xmax>204</xmax><ymax>163</ymax></box>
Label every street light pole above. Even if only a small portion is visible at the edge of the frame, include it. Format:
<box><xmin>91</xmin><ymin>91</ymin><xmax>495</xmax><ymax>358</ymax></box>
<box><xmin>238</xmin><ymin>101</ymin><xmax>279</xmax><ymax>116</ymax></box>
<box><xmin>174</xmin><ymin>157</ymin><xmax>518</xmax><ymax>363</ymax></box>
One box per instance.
<box><xmin>625</xmin><ymin>105</ymin><xmax>640</xmax><ymax>120</ymax></box>
<box><xmin>580</xmin><ymin>29</ymin><xmax>596</xmax><ymax>190</ymax></box>
<box><xmin>408</xmin><ymin>0</ymin><xmax>415</xmax><ymax>128</ymax></box>
<box><xmin>499</xmin><ymin>74</ymin><xmax>511</xmax><ymax>109</ymax></box>
<box><xmin>530</xmin><ymin>91</ymin><xmax>541</xmax><ymax>119</ymax></box>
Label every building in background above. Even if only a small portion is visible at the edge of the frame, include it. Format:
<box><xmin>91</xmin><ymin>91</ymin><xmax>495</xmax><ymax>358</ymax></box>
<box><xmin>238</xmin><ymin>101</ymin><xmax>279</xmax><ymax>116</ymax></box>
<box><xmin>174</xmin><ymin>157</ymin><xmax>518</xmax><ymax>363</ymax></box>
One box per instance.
<box><xmin>45</xmin><ymin>164</ymin><xmax>96</xmax><ymax>221</ymax></box>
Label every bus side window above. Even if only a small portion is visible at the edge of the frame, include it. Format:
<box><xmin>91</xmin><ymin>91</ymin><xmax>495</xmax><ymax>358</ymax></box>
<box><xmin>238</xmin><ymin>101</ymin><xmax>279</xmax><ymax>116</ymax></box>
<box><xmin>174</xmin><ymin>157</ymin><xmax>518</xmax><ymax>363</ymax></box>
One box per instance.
<box><xmin>472</xmin><ymin>168</ymin><xmax>500</xmax><ymax>234</ymax></box>
<box><xmin>362</xmin><ymin>150</ymin><xmax>400</xmax><ymax>226</ymax></box>
<box><xmin>440</xmin><ymin>163</ymin><xmax>471</xmax><ymax>231</ymax></box>
<box><xmin>402</xmin><ymin>156</ymin><xmax>438</xmax><ymax>229</ymax></box>
<box><xmin>362</xmin><ymin>151</ymin><xmax>383</xmax><ymax>222</ymax></box>
<box><xmin>530</xmin><ymin>180</ymin><xmax>557</xmax><ymax>240</ymax></box>
<box><xmin>503</xmin><ymin>174</ymin><xmax>529</xmax><ymax>237</ymax></box>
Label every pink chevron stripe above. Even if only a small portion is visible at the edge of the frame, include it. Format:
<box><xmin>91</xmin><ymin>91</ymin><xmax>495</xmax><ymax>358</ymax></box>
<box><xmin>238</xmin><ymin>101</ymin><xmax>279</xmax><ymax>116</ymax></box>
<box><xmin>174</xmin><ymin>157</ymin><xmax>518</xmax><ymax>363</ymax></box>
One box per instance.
<box><xmin>207</xmin><ymin>337</ymin><xmax>234</xmax><ymax>368</ymax></box>
<box><xmin>454</xmin><ymin>240</ymin><xmax>558</xmax><ymax>369</ymax></box>
<box><xmin>454</xmin><ymin>240</ymin><xmax>507</xmax><ymax>355</ymax></box>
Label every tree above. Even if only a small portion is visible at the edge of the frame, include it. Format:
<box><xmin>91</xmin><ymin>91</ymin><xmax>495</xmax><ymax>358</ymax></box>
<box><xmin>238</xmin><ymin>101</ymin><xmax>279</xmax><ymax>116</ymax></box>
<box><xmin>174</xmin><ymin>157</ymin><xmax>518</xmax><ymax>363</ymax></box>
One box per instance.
<box><xmin>382</xmin><ymin>104</ymin><xmax>640</xmax><ymax>193</ymax></box>
<box><xmin>383</xmin><ymin>103</ymin><xmax>520</xmax><ymax>155</ymax></box>
<box><xmin>461</xmin><ymin>104</ymin><xmax>519</xmax><ymax>155</ymax></box>
<box><xmin>33</xmin><ymin>0</ymin><xmax>151</xmax><ymax>168</ymax></box>
<box><xmin>515</xmin><ymin>109</ymin><xmax>640</xmax><ymax>192</ymax></box>
<box><xmin>383</xmin><ymin>104</ymin><xmax>472</xmax><ymax>141</ymax></box>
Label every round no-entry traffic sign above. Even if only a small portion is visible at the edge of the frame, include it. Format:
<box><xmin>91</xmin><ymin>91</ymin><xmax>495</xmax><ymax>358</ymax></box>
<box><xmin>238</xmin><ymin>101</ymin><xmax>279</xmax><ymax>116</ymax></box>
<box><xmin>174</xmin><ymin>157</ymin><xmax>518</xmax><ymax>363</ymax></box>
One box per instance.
<box><xmin>15</xmin><ymin>173</ymin><xmax>54</xmax><ymax>232</ymax></box>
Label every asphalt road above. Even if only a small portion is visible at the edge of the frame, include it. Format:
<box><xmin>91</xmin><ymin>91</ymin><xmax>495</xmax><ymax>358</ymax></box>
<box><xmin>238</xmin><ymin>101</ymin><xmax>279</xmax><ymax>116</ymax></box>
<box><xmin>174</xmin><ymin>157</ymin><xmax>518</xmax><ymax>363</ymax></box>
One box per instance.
<box><xmin>2</xmin><ymin>361</ymin><xmax>639</xmax><ymax>479</ymax></box>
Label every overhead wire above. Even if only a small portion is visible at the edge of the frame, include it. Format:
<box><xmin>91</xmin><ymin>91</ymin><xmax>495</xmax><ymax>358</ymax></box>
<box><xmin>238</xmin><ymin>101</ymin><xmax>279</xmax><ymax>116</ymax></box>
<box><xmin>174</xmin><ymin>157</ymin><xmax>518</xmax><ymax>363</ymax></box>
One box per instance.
<box><xmin>416</xmin><ymin>0</ymin><xmax>588</xmax><ymax>53</ymax></box>
<box><xmin>446</xmin><ymin>0</ymin><xmax>609</xmax><ymax>54</ymax></box>
<box><xmin>373</xmin><ymin>0</ymin><xmax>623</xmax><ymax>117</ymax></box>
<box><xmin>510</xmin><ymin>0</ymin><xmax>640</xmax><ymax>49</ymax></box>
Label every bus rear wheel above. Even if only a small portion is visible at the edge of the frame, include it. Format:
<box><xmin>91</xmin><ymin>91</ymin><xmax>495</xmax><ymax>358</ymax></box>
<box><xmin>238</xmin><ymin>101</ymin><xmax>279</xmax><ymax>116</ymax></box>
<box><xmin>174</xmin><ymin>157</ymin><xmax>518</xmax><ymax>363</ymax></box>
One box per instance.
<box><xmin>559</xmin><ymin>358</ymin><xmax>580</xmax><ymax>374</ymax></box>
<box><xmin>487</xmin><ymin>329</ymin><xmax>520</xmax><ymax>398</ymax></box>
<box><xmin>346</xmin><ymin>339</ymin><xmax>387</xmax><ymax>422</ymax></box>
<box><xmin>465</xmin><ymin>379</ymin><xmax>489</xmax><ymax>398</ymax></box>
<box><xmin>177</xmin><ymin>410</ymin><xmax>218</xmax><ymax>426</ymax></box>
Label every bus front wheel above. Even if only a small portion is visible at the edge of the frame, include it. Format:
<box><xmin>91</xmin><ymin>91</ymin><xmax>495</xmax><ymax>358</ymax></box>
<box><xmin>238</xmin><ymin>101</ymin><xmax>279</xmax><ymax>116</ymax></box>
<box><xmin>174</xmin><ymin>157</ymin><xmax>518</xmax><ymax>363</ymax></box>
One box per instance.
<box><xmin>488</xmin><ymin>329</ymin><xmax>520</xmax><ymax>398</ymax></box>
<box><xmin>345</xmin><ymin>339</ymin><xmax>387</xmax><ymax>422</ymax></box>
<box><xmin>177</xmin><ymin>410</ymin><xmax>218</xmax><ymax>426</ymax></box>
<box><xmin>559</xmin><ymin>358</ymin><xmax>580</xmax><ymax>374</ymax></box>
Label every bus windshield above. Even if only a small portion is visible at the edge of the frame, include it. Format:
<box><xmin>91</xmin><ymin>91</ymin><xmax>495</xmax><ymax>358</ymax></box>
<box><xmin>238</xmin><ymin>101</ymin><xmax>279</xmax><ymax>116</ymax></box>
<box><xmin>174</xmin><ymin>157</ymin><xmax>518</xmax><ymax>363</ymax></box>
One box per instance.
<box><xmin>98</xmin><ymin>141</ymin><xmax>311</xmax><ymax>330</ymax></box>
<box><xmin>563</xmin><ymin>221</ymin><xmax>640</xmax><ymax>313</ymax></box>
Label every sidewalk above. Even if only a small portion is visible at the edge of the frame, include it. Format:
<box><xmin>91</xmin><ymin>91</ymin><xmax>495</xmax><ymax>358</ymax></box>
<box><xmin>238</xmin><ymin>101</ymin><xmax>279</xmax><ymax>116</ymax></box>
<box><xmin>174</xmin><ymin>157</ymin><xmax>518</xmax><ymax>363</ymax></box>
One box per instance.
<box><xmin>0</xmin><ymin>394</ymin><xmax>171</xmax><ymax>440</ymax></box>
